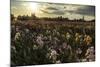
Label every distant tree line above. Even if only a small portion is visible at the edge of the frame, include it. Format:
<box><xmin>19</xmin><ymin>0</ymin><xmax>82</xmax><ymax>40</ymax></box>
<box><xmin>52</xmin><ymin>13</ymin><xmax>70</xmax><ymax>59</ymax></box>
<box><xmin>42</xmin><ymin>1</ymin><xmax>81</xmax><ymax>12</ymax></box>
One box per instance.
<box><xmin>11</xmin><ymin>14</ymin><xmax>95</xmax><ymax>22</ymax></box>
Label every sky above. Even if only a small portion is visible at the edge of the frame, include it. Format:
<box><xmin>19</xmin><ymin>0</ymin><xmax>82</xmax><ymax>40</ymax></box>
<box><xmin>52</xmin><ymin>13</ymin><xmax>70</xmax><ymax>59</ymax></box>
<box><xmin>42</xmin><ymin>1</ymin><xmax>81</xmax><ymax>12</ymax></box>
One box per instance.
<box><xmin>11</xmin><ymin>0</ymin><xmax>95</xmax><ymax>20</ymax></box>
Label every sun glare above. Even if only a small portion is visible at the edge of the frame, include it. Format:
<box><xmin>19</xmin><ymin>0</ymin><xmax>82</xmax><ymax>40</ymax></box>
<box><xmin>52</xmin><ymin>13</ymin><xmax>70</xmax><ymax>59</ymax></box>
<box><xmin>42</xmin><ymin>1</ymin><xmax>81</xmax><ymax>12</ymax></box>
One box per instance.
<box><xmin>29</xmin><ymin>3</ymin><xmax>38</xmax><ymax>13</ymax></box>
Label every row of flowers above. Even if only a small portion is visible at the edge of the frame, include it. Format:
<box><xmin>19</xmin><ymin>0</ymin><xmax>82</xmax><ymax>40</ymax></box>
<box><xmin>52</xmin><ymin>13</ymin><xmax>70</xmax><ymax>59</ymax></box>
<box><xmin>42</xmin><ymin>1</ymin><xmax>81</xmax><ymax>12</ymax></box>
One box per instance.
<box><xmin>11</xmin><ymin>23</ymin><xmax>95</xmax><ymax>66</ymax></box>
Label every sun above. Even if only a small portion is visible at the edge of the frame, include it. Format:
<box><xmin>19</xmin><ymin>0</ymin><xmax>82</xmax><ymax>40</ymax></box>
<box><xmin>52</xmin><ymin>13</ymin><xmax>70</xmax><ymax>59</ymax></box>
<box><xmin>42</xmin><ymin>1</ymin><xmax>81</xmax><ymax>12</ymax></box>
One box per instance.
<box><xmin>29</xmin><ymin>3</ymin><xmax>38</xmax><ymax>13</ymax></box>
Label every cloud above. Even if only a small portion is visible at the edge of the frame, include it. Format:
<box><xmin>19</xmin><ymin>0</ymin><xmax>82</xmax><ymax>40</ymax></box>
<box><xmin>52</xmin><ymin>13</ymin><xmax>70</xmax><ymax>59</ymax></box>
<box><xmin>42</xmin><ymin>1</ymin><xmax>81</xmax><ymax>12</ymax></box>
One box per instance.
<box><xmin>51</xmin><ymin>10</ymin><xmax>65</xmax><ymax>15</ymax></box>
<box><xmin>40</xmin><ymin>9</ymin><xmax>65</xmax><ymax>15</ymax></box>
<box><xmin>77</xmin><ymin>6</ymin><xmax>95</xmax><ymax>16</ymax></box>
<box><xmin>11</xmin><ymin>6</ymin><xmax>17</xmax><ymax>10</ymax></box>
<box><xmin>39</xmin><ymin>3</ymin><xmax>95</xmax><ymax>16</ymax></box>
<box><xmin>46</xmin><ymin>7</ymin><xmax>58</xmax><ymax>10</ymax></box>
<box><xmin>39</xmin><ymin>3</ymin><xmax>65</xmax><ymax>15</ymax></box>
<box><xmin>65</xmin><ymin>6</ymin><xmax>95</xmax><ymax>16</ymax></box>
<box><xmin>40</xmin><ymin>9</ymin><xmax>51</xmax><ymax>14</ymax></box>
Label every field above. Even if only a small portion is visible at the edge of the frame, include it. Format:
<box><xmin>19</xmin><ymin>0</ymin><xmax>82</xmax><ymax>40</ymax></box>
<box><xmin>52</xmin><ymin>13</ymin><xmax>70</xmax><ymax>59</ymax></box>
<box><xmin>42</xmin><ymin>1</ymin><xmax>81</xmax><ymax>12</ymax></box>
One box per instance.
<box><xmin>11</xmin><ymin>19</ymin><xmax>95</xmax><ymax>66</ymax></box>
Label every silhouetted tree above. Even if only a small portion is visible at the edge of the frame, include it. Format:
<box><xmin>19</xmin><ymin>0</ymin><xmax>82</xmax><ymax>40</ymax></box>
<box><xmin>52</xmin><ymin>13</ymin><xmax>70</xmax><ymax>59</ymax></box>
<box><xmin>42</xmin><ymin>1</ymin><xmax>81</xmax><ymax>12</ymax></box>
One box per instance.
<box><xmin>11</xmin><ymin>14</ymin><xmax>15</xmax><ymax>21</ymax></box>
<box><xmin>30</xmin><ymin>13</ymin><xmax>37</xmax><ymax>20</ymax></box>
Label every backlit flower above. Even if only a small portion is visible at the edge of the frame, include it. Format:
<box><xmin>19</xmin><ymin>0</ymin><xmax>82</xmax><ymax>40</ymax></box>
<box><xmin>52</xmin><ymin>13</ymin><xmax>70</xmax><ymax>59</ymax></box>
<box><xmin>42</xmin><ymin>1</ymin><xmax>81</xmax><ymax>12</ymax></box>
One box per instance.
<box><xmin>84</xmin><ymin>35</ymin><xmax>92</xmax><ymax>45</ymax></box>
<box><xmin>14</xmin><ymin>32</ymin><xmax>21</xmax><ymax>41</ymax></box>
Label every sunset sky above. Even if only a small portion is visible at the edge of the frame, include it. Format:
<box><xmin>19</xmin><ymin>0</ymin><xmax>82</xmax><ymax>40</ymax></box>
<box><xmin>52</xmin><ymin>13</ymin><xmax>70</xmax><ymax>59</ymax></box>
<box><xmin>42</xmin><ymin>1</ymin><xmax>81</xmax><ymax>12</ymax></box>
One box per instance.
<box><xmin>11</xmin><ymin>0</ymin><xmax>95</xmax><ymax>20</ymax></box>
